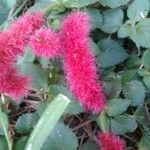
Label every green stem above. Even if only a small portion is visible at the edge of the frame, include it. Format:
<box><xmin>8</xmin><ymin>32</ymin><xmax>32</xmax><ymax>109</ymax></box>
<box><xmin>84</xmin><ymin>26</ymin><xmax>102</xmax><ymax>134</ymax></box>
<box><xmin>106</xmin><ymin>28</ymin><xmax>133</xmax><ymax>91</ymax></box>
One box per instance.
<box><xmin>0</xmin><ymin>96</ymin><xmax>12</xmax><ymax>150</ymax></box>
<box><xmin>11</xmin><ymin>0</ymin><xmax>28</xmax><ymax>18</ymax></box>
<box><xmin>43</xmin><ymin>0</ymin><xmax>63</xmax><ymax>16</ymax></box>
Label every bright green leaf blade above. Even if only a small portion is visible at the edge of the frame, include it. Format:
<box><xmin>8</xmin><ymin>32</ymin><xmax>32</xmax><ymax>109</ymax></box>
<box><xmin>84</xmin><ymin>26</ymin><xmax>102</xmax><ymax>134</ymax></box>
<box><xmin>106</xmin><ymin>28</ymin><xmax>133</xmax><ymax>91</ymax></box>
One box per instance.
<box><xmin>101</xmin><ymin>8</ymin><xmax>124</xmax><ymax>33</ymax></box>
<box><xmin>127</xmin><ymin>0</ymin><xmax>149</xmax><ymax>21</ymax></box>
<box><xmin>106</xmin><ymin>98</ymin><xmax>131</xmax><ymax>117</ymax></box>
<box><xmin>97</xmin><ymin>39</ymin><xmax>128</xmax><ymax>68</ymax></box>
<box><xmin>123</xmin><ymin>80</ymin><xmax>146</xmax><ymax>106</ymax></box>
<box><xmin>25</xmin><ymin>94</ymin><xmax>70</xmax><ymax>150</ymax></box>
<box><xmin>62</xmin><ymin>0</ymin><xmax>99</xmax><ymax>8</ymax></box>
<box><xmin>0</xmin><ymin>107</ymin><xmax>11</xmax><ymax>150</ymax></box>
<box><xmin>110</xmin><ymin>115</ymin><xmax>137</xmax><ymax>135</ymax></box>
<box><xmin>99</xmin><ymin>0</ymin><xmax>128</xmax><ymax>8</ymax></box>
<box><xmin>41</xmin><ymin>122</ymin><xmax>78</xmax><ymax>150</ymax></box>
<box><xmin>49</xmin><ymin>84</ymin><xmax>83</xmax><ymax>115</ymax></box>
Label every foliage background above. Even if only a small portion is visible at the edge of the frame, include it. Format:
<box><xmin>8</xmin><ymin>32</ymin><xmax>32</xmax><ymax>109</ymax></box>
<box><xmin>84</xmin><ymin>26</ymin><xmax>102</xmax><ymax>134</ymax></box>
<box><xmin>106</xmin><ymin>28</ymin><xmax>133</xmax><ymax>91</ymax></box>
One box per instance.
<box><xmin>0</xmin><ymin>0</ymin><xmax>150</xmax><ymax>149</ymax></box>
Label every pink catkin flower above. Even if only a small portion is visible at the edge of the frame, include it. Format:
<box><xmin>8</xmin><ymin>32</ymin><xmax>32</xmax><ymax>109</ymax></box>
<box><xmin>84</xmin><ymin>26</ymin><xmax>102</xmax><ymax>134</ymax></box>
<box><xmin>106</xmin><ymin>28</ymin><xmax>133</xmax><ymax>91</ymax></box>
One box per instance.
<box><xmin>60</xmin><ymin>11</ymin><xmax>105</xmax><ymax>113</ymax></box>
<box><xmin>0</xmin><ymin>68</ymin><xmax>30</xmax><ymax>100</ymax></box>
<box><xmin>0</xmin><ymin>11</ymin><xmax>44</xmax><ymax>100</ymax></box>
<box><xmin>0</xmin><ymin>11</ymin><xmax>45</xmax><ymax>69</ymax></box>
<box><xmin>30</xmin><ymin>27</ymin><xmax>60</xmax><ymax>58</ymax></box>
<box><xmin>7</xmin><ymin>10</ymin><xmax>45</xmax><ymax>56</ymax></box>
<box><xmin>98</xmin><ymin>132</ymin><xmax>125</xmax><ymax>150</ymax></box>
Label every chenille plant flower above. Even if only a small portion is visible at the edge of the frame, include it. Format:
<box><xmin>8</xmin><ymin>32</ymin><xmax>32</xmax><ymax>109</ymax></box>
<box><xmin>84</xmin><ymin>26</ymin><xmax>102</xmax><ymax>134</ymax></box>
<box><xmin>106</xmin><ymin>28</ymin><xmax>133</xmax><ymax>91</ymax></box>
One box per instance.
<box><xmin>98</xmin><ymin>131</ymin><xmax>125</xmax><ymax>150</ymax></box>
<box><xmin>0</xmin><ymin>11</ymin><xmax>45</xmax><ymax>100</ymax></box>
<box><xmin>60</xmin><ymin>11</ymin><xmax>105</xmax><ymax>113</ymax></box>
<box><xmin>30</xmin><ymin>27</ymin><xmax>60</xmax><ymax>58</ymax></box>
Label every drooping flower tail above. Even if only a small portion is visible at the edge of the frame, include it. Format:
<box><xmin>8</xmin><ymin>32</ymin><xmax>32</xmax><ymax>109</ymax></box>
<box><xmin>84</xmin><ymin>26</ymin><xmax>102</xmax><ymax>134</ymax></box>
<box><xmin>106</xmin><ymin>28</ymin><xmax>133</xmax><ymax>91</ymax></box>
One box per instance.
<box><xmin>0</xmin><ymin>11</ymin><xmax>45</xmax><ymax>100</ymax></box>
<box><xmin>0</xmin><ymin>68</ymin><xmax>30</xmax><ymax>100</ymax></box>
<box><xmin>60</xmin><ymin>11</ymin><xmax>105</xmax><ymax>113</ymax></box>
<box><xmin>98</xmin><ymin>131</ymin><xmax>125</xmax><ymax>150</ymax></box>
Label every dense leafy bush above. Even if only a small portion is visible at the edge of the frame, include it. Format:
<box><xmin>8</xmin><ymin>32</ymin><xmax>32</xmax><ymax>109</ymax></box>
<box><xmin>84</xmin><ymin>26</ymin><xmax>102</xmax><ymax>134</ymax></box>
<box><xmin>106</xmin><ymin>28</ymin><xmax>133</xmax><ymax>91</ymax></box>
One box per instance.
<box><xmin>0</xmin><ymin>0</ymin><xmax>150</xmax><ymax>150</ymax></box>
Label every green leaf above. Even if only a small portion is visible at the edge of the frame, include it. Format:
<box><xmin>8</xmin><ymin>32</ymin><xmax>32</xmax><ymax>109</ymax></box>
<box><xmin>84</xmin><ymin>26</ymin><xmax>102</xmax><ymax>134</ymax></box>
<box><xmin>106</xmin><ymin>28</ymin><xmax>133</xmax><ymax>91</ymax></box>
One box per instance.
<box><xmin>23</xmin><ymin>47</ymin><xmax>35</xmax><ymax>63</ymax></box>
<box><xmin>15</xmin><ymin>113</ymin><xmax>39</xmax><ymax>134</ymax></box>
<box><xmin>0</xmin><ymin>112</ymin><xmax>8</xmax><ymax>135</ymax></box>
<box><xmin>121</xmin><ymin>69</ymin><xmax>137</xmax><ymax>84</ymax></box>
<box><xmin>0</xmin><ymin>0</ymin><xmax>11</xmax><ymax>25</ymax></box>
<box><xmin>49</xmin><ymin>84</ymin><xmax>83</xmax><ymax>115</ymax></box>
<box><xmin>99</xmin><ymin>0</ymin><xmax>128</xmax><ymax>8</ymax></box>
<box><xmin>104</xmin><ymin>79</ymin><xmax>122</xmax><ymax>99</ymax></box>
<box><xmin>62</xmin><ymin>0</ymin><xmax>99</xmax><ymax>8</ymax></box>
<box><xmin>138</xmin><ymin>69</ymin><xmax>150</xmax><ymax>77</ymax></box>
<box><xmin>106</xmin><ymin>98</ymin><xmax>131</xmax><ymax>117</ymax></box>
<box><xmin>80</xmin><ymin>140</ymin><xmax>99</xmax><ymax>150</ymax></box>
<box><xmin>118</xmin><ymin>21</ymin><xmax>132</xmax><ymax>38</ymax></box>
<box><xmin>143</xmin><ymin>75</ymin><xmax>150</xmax><ymax>89</ymax></box>
<box><xmin>15</xmin><ymin>136</ymin><xmax>28</xmax><ymax>150</ymax></box>
<box><xmin>101</xmin><ymin>8</ymin><xmax>124</xmax><ymax>33</ymax></box>
<box><xmin>6</xmin><ymin>0</ymin><xmax>16</xmax><ymax>8</ymax></box>
<box><xmin>39</xmin><ymin>58</ymin><xmax>50</xmax><ymax>68</ymax></box>
<box><xmin>87</xmin><ymin>8</ymin><xmax>102</xmax><ymax>29</ymax></box>
<box><xmin>123</xmin><ymin>80</ymin><xmax>146</xmax><ymax>106</ymax></box>
<box><xmin>29</xmin><ymin>0</ymin><xmax>59</xmax><ymax>11</ymax></box>
<box><xmin>0</xmin><ymin>137</ymin><xmax>8</xmax><ymax>150</ymax></box>
<box><xmin>131</xmin><ymin>19</ymin><xmax>150</xmax><ymax>48</ymax></box>
<box><xmin>0</xmin><ymin>107</ymin><xmax>11</xmax><ymax>150</ymax></box>
<box><xmin>25</xmin><ymin>94</ymin><xmax>70</xmax><ymax>150</ymax></box>
<box><xmin>142</xmin><ymin>50</ymin><xmax>150</xmax><ymax>70</ymax></box>
<box><xmin>110</xmin><ymin>115</ymin><xmax>137</xmax><ymax>135</ymax></box>
<box><xmin>41</xmin><ymin>122</ymin><xmax>78</xmax><ymax>150</ymax></box>
<box><xmin>97</xmin><ymin>39</ymin><xmax>128</xmax><ymax>68</ymax></box>
<box><xmin>97</xmin><ymin>111</ymin><xmax>110</xmax><ymax>131</ymax></box>
<box><xmin>134</xmin><ymin>106</ymin><xmax>149</xmax><ymax>130</ymax></box>
<box><xmin>17</xmin><ymin>58</ymin><xmax>49</xmax><ymax>90</ymax></box>
<box><xmin>139</xmin><ymin>131</ymin><xmax>150</xmax><ymax>150</ymax></box>
<box><xmin>126</xmin><ymin>54</ymin><xmax>141</xmax><ymax>68</ymax></box>
<box><xmin>127</xmin><ymin>0</ymin><xmax>149</xmax><ymax>21</ymax></box>
<box><xmin>37</xmin><ymin>101</ymin><xmax>50</xmax><ymax>117</ymax></box>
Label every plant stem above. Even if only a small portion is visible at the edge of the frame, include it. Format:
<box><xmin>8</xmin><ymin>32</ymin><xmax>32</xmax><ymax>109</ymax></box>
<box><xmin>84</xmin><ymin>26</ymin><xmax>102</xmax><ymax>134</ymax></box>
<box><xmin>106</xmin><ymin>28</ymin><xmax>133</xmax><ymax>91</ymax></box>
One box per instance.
<box><xmin>11</xmin><ymin>0</ymin><xmax>28</xmax><ymax>18</ymax></box>
<box><xmin>43</xmin><ymin>0</ymin><xmax>63</xmax><ymax>16</ymax></box>
<box><xmin>0</xmin><ymin>95</ymin><xmax>12</xmax><ymax>150</ymax></box>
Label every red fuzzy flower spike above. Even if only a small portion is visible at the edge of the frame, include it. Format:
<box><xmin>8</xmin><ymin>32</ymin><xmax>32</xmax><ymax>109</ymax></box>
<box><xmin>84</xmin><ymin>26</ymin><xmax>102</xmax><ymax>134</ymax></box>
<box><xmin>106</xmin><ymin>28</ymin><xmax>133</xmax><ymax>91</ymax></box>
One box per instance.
<box><xmin>0</xmin><ymin>11</ymin><xmax>45</xmax><ymax>68</ymax></box>
<box><xmin>60</xmin><ymin>11</ymin><xmax>105</xmax><ymax>113</ymax></box>
<box><xmin>30</xmin><ymin>27</ymin><xmax>60</xmax><ymax>58</ymax></box>
<box><xmin>8</xmin><ymin>11</ymin><xmax>45</xmax><ymax>55</ymax></box>
<box><xmin>98</xmin><ymin>132</ymin><xmax>125</xmax><ymax>150</ymax></box>
<box><xmin>0</xmin><ymin>68</ymin><xmax>30</xmax><ymax>100</ymax></box>
<box><xmin>0</xmin><ymin>11</ymin><xmax>44</xmax><ymax>100</ymax></box>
